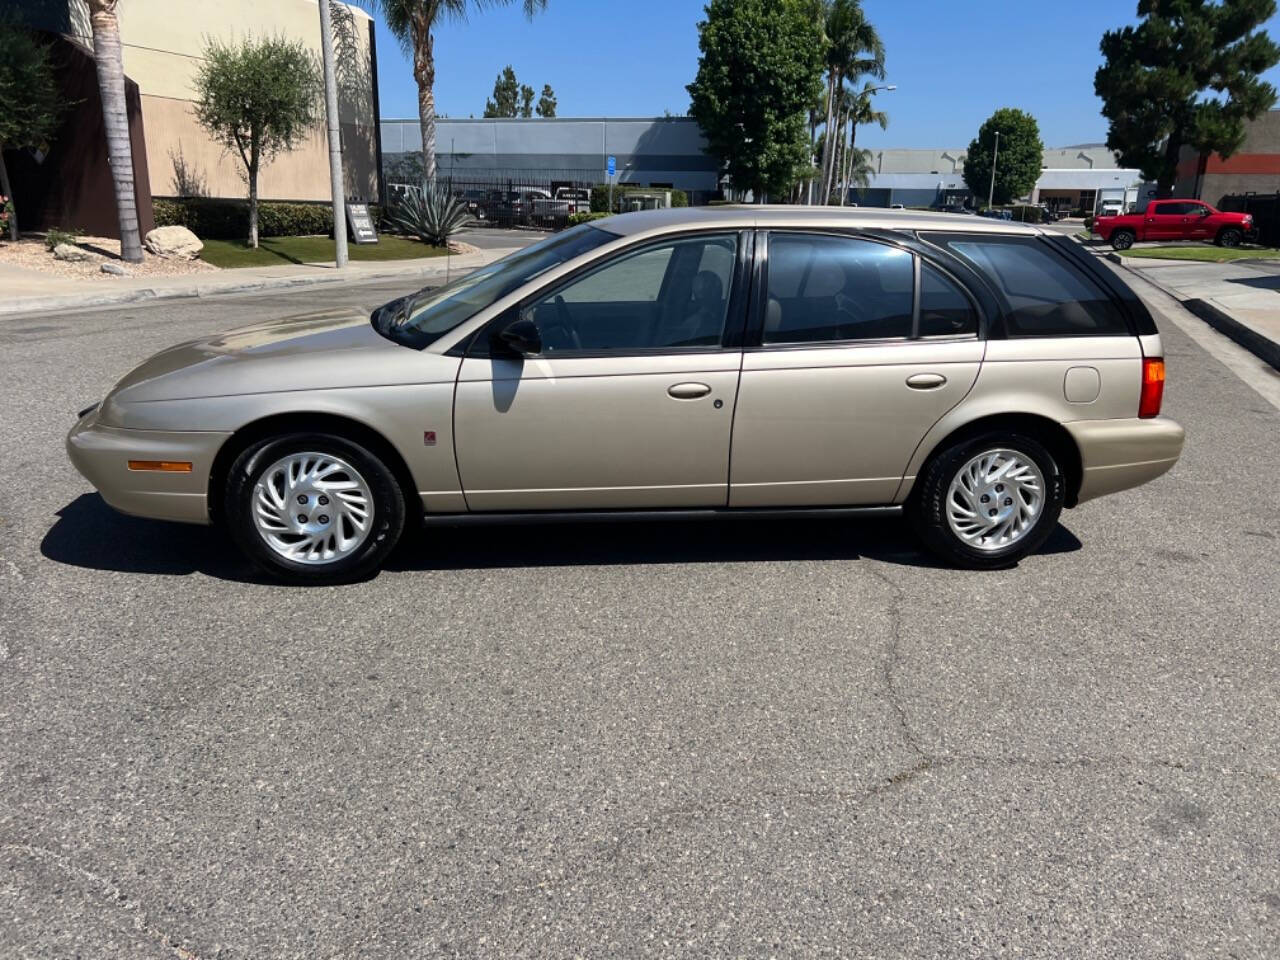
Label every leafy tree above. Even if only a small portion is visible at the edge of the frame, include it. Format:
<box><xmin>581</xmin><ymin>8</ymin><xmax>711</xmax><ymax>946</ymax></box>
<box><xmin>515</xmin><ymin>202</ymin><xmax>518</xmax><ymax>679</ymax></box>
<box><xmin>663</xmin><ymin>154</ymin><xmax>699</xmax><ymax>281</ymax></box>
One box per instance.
<box><xmin>365</xmin><ymin>1</ymin><xmax>547</xmax><ymax>182</ymax></box>
<box><xmin>963</xmin><ymin>108</ymin><xmax>1044</xmax><ymax>206</ymax></box>
<box><xmin>519</xmin><ymin>83</ymin><xmax>534</xmax><ymax>117</ymax></box>
<box><xmin>0</xmin><ymin>18</ymin><xmax>61</xmax><ymax>242</ymax></box>
<box><xmin>1095</xmin><ymin>0</ymin><xmax>1279</xmax><ymax>194</ymax></box>
<box><xmin>193</xmin><ymin>36</ymin><xmax>322</xmax><ymax>248</ymax></box>
<box><xmin>484</xmin><ymin>65</ymin><xmax>519</xmax><ymax>117</ymax></box>
<box><xmin>86</xmin><ymin>0</ymin><xmax>143</xmax><ymax>260</ymax></box>
<box><xmin>687</xmin><ymin>0</ymin><xmax>825</xmax><ymax>200</ymax></box>
<box><xmin>536</xmin><ymin>83</ymin><xmax>557</xmax><ymax>117</ymax></box>
<box><xmin>817</xmin><ymin>0</ymin><xmax>883</xmax><ymax>202</ymax></box>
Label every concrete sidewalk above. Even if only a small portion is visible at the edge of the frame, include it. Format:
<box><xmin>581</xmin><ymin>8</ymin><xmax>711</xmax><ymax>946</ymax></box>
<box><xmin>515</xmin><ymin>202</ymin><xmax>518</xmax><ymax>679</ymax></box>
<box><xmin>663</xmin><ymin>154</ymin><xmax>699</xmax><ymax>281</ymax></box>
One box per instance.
<box><xmin>1104</xmin><ymin>253</ymin><xmax>1280</xmax><ymax>371</ymax></box>
<box><xmin>0</xmin><ymin>246</ymin><xmax>519</xmax><ymax>317</ymax></box>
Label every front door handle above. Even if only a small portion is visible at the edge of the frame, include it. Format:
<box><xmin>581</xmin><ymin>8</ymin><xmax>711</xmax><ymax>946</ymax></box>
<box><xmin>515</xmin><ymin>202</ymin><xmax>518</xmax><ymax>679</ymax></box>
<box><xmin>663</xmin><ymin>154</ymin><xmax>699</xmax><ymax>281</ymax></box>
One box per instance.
<box><xmin>906</xmin><ymin>373</ymin><xmax>947</xmax><ymax>390</ymax></box>
<box><xmin>668</xmin><ymin>382</ymin><xmax>712</xmax><ymax>400</ymax></box>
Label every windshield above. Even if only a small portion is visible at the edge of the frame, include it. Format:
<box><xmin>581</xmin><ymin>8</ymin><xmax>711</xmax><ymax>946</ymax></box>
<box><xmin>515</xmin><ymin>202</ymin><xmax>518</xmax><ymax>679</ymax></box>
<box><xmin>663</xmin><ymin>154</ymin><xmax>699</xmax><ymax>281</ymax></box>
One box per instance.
<box><xmin>371</xmin><ymin>224</ymin><xmax>618</xmax><ymax>349</ymax></box>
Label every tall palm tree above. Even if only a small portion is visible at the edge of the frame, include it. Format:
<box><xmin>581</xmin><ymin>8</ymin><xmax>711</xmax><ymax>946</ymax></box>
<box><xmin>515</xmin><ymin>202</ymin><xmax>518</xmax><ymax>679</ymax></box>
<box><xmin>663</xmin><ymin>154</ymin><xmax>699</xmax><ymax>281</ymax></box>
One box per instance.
<box><xmin>86</xmin><ymin>0</ymin><xmax>142</xmax><ymax>262</ymax></box>
<box><xmin>838</xmin><ymin>82</ymin><xmax>888</xmax><ymax>205</ymax></box>
<box><xmin>818</xmin><ymin>0</ymin><xmax>883</xmax><ymax>203</ymax></box>
<box><xmin>363</xmin><ymin>0</ymin><xmax>547</xmax><ymax>183</ymax></box>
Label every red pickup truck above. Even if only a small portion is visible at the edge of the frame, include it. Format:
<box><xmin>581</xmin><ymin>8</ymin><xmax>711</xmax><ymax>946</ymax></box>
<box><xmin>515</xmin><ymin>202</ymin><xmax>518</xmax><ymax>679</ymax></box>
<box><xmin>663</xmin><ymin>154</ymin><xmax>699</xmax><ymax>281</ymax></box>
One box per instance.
<box><xmin>1094</xmin><ymin>199</ymin><xmax>1254</xmax><ymax>250</ymax></box>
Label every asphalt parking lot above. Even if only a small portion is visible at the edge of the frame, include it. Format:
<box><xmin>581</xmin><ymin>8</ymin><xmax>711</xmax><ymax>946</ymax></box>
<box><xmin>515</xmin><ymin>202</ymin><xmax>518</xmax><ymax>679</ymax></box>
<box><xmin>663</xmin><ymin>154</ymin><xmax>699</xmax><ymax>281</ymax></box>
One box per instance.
<box><xmin>1</xmin><ymin>271</ymin><xmax>1278</xmax><ymax>958</ymax></box>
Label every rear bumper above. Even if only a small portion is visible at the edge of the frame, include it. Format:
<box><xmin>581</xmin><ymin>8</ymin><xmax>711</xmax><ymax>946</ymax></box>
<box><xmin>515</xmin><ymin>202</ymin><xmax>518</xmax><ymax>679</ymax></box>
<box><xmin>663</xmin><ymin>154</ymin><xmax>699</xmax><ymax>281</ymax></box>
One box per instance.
<box><xmin>1065</xmin><ymin>416</ymin><xmax>1185</xmax><ymax>504</ymax></box>
<box><xmin>66</xmin><ymin>412</ymin><xmax>229</xmax><ymax>525</ymax></box>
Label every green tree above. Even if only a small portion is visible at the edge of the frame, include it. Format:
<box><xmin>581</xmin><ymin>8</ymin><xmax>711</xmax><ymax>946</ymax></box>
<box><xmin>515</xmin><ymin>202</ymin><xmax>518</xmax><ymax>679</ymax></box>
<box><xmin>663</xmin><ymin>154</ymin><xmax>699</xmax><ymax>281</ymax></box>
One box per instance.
<box><xmin>1095</xmin><ymin>0</ymin><xmax>1279</xmax><ymax>194</ymax></box>
<box><xmin>963</xmin><ymin>108</ymin><xmax>1044</xmax><ymax>207</ymax></box>
<box><xmin>536</xmin><ymin>83</ymin><xmax>557</xmax><ymax>117</ymax></box>
<box><xmin>0</xmin><ymin>18</ymin><xmax>61</xmax><ymax>242</ymax></box>
<box><xmin>818</xmin><ymin>0</ymin><xmax>884</xmax><ymax>202</ymax></box>
<box><xmin>364</xmin><ymin>1</ymin><xmax>547</xmax><ymax>182</ymax></box>
<box><xmin>519</xmin><ymin>83</ymin><xmax>534</xmax><ymax>117</ymax></box>
<box><xmin>687</xmin><ymin>0</ymin><xmax>825</xmax><ymax>200</ymax></box>
<box><xmin>193</xmin><ymin>36</ymin><xmax>322</xmax><ymax>248</ymax></box>
<box><xmin>483</xmin><ymin>65</ymin><xmax>519</xmax><ymax>117</ymax></box>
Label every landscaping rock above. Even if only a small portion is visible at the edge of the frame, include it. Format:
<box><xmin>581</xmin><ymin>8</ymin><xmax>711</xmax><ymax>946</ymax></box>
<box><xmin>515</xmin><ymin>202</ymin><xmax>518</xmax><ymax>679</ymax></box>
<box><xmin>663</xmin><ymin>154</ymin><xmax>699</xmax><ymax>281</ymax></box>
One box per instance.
<box><xmin>144</xmin><ymin>225</ymin><xmax>202</xmax><ymax>260</ymax></box>
<box><xmin>100</xmin><ymin>262</ymin><xmax>129</xmax><ymax>276</ymax></box>
<box><xmin>53</xmin><ymin>243</ymin><xmax>91</xmax><ymax>262</ymax></box>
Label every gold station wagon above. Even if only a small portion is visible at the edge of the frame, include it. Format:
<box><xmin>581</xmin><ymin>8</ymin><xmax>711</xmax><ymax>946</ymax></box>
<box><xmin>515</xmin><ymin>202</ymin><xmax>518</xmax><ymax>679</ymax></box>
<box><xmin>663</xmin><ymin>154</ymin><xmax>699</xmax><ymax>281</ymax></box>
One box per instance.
<box><xmin>67</xmin><ymin>207</ymin><xmax>1185</xmax><ymax>583</ymax></box>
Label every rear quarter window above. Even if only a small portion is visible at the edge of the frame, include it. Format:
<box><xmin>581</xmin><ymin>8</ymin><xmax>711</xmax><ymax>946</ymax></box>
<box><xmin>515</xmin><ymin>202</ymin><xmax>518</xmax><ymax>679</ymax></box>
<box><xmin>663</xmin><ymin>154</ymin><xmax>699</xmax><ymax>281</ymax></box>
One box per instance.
<box><xmin>923</xmin><ymin>235</ymin><xmax>1129</xmax><ymax>337</ymax></box>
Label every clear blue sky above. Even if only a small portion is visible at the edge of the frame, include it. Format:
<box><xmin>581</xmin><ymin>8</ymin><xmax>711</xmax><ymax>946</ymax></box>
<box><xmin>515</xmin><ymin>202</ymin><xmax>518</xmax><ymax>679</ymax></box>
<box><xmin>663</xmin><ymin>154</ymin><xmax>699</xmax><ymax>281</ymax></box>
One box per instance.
<box><xmin>364</xmin><ymin>0</ymin><xmax>1280</xmax><ymax>149</ymax></box>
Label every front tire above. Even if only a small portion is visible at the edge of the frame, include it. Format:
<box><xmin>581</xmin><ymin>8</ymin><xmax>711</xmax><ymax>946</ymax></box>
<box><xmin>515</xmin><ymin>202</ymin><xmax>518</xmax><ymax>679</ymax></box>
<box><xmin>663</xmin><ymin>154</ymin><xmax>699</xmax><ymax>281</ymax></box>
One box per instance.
<box><xmin>1216</xmin><ymin>227</ymin><xmax>1243</xmax><ymax>248</ymax></box>
<box><xmin>224</xmin><ymin>433</ymin><xmax>405</xmax><ymax>585</ymax></box>
<box><xmin>1110</xmin><ymin>229</ymin><xmax>1135</xmax><ymax>251</ymax></box>
<box><xmin>909</xmin><ymin>432</ymin><xmax>1064</xmax><ymax>570</ymax></box>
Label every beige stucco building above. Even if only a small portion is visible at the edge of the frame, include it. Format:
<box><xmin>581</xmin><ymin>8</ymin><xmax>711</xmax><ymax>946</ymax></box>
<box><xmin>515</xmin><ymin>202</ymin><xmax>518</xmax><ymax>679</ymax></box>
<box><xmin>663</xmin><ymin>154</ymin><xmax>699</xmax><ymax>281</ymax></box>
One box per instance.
<box><xmin>17</xmin><ymin>0</ymin><xmax>381</xmax><ymax>205</ymax></box>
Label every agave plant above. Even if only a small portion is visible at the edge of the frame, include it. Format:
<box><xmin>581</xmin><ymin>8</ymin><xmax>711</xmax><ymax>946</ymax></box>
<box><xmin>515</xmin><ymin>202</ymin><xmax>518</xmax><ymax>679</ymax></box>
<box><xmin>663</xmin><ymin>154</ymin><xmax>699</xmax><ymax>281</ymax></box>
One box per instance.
<box><xmin>390</xmin><ymin>184</ymin><xmax>473</xmax><ymax>247</ymax></box>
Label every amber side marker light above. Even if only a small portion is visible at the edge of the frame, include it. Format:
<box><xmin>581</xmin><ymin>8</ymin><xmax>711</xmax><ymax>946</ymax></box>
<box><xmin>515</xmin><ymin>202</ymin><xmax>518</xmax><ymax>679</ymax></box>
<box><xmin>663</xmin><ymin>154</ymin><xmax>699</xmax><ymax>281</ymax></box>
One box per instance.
<box><xmin>1139</xmin><ymin>357</ymin><xmax>1165</xmax><ymax>419</ymax></box>
<box><xmin>127</xmin><ymin>460</ymin><xmax>193</xmax><ymax>472</ymax></box>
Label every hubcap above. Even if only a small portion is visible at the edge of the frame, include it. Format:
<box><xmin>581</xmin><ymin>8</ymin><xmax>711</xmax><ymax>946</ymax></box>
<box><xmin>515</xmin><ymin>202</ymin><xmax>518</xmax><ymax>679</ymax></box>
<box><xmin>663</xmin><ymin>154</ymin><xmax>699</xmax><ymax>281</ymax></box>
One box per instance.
<box><xmin>945</xmin><ymin>448</ymin><xmax>1045</xmax><ymax>552</ymax></box>
<box><xmin>251</xmin><ymin>452</ymin><xmax>373</xmax><ymax>565</ymax></box>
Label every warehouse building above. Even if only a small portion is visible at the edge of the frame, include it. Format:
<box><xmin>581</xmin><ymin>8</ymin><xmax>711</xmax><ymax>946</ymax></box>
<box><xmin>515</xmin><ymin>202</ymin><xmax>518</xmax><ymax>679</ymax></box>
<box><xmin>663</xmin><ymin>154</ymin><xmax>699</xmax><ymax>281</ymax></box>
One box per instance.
<box><xmin>7</xmin><ymin>0</ymin><xmax>380</xmax><ymax>237</ymax></box>
<box><xmin>1174</xmin><ymin>109</ymin><xmax>1280</xmax><ymax>205</ymax></box>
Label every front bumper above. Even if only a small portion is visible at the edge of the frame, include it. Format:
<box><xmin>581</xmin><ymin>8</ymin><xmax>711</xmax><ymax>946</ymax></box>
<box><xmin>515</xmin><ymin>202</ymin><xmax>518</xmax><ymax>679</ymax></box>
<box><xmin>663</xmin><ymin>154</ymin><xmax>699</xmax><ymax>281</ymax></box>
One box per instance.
<box><xmin>1065</xmin><ymin>416</ymin><xmax>1185</xmax><ymax>504</ymax></box>
<box><xmin>66</xmin><ymin>410</ymin><xmax>230</xmax><ymax>525</ymax></box>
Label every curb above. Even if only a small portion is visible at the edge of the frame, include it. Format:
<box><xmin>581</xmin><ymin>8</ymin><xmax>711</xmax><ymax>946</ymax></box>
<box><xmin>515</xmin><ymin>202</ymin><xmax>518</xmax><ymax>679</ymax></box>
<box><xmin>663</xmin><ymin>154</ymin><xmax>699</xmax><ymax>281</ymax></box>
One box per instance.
<box><xmin>1106</xmin><ymin>256</ymin><xmax>1280</xmax><ymax>374</ymax></box>
<box><xmin>0</xmin><ymin>256</ymin><xmax>508</xmax><ymax>318</ymax></box>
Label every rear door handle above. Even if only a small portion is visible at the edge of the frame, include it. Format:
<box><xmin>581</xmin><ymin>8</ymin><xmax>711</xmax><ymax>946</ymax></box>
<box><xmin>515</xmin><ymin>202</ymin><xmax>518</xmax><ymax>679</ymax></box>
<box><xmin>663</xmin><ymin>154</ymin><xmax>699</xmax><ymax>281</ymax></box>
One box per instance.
<box><xmin>668</xmin><ymin>382</ymin><xmax>712</xmax><ymax>400</ymax></box>
<box><xmin>906</xmin><ymin>373</ymin><xmax>947</xmax><ymax>390</ymax></box>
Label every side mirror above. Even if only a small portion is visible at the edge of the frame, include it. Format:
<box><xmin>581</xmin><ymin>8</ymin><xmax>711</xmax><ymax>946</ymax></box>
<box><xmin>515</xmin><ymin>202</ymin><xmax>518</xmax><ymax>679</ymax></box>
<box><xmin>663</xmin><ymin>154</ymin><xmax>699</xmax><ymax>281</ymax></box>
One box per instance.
<box><xmin>495</xmin><ymin>316</ymin><xmax>542</xmax><ymax>355</ymax></box>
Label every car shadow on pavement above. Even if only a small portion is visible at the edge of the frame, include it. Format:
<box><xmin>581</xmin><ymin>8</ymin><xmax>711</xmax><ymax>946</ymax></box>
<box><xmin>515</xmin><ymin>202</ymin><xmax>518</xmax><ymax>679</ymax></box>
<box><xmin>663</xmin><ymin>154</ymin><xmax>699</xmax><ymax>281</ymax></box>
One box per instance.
<box><xmin>41</xmin><ymin>493</ymin><xmax>1083</xmax><ymax>582</ymax></box>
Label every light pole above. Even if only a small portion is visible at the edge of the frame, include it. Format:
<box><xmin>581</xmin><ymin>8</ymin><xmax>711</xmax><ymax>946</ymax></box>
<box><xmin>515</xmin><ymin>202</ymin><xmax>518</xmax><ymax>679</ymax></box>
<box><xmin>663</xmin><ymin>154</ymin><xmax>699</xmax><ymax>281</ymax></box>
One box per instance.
<box><xmin>317</xmin><ymin>0</ymin><xmax>348</xmax><ymax>268</ymax></box>
<box><xmin>837</xmin><ymin>84</ymin><xmax>895</xmax><ymax>206</ymax></box>
<box><xmin>986</xmin><ymin>130</ymin><xmax>1000</xmax><ymax>211</ymax></box>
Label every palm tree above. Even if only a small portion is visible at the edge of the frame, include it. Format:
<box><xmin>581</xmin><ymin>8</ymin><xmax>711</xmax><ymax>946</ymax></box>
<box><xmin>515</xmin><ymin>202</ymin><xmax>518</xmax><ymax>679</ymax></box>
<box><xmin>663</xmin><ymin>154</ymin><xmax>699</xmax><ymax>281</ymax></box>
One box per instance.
<box><xmin>86</xmin><ymin>0</ymin><xmax>142</xmax><ymax>262</ymax></box>
<box><xmin>818</xmin><ymin>0</ymin><xmax>883</xmax><ymax>203</ymax></box>
<box><xmin>363</xmin><ymin>0</ymin><xmax>547</xmax><ymax>183</ymax></box>
<box><xmin>838</xmin><ymin>82</ymin><xmax>888</xmax><ymax>205</ymax></box>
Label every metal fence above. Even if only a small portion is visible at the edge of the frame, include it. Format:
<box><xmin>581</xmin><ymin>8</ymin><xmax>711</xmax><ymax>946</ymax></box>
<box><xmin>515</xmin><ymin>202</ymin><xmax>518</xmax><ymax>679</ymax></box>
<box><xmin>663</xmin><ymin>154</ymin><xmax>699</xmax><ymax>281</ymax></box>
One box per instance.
<box><xmin>386</xmin><ymin>174</ymin><xmax>598</xmax><ymax>230</ymax></box>
<box><xmin>1219</xmin><ymin>193</ymin><xmax>1280</xmax><ymax>247</ymax></box>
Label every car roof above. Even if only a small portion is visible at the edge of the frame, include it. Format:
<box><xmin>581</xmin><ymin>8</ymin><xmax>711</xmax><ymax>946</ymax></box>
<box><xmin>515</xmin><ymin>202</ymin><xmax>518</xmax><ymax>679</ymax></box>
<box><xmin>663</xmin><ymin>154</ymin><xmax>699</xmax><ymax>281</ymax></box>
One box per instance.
<box><xmin>596</xmin><ymin>204</ymin><xmax>1045</xmax><ymax>238</ymax></box>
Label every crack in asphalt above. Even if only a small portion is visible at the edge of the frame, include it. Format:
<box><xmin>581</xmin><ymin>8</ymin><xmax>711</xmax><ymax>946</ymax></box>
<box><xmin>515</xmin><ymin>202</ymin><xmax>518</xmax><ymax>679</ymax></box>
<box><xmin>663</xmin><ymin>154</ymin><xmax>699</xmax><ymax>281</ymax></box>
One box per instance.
<box><xmin>866</xmin><ymin>565</ymin><xmax>930</xmax><ymax>760</ymax></box>
<box><xmin>3</xmin><ymin>843</ymin><xmax>204</xmax><ymax>960</ymax></box>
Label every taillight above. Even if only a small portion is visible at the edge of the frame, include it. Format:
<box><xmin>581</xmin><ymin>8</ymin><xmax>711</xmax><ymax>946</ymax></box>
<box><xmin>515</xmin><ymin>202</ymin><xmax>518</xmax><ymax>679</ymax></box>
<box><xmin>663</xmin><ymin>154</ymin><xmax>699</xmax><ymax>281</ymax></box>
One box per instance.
<box><xmin>1139</xmin><ymin>357</ymin><xmax>1165</xmax><ymax>418</ymax></box>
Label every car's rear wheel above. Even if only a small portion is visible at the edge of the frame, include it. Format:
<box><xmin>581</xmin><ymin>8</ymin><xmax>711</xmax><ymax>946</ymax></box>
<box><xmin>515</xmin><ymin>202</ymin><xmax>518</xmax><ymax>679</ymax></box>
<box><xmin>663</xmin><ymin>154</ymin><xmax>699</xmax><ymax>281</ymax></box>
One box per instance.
<box><xmin>1110</xmin><ymin>229</ymin><xmax>1135</xmax><ymax>251</ymax></box>
<box><xmin>1217</xmin><ymin>227</ymin><xmax>1243</xmax><ymax>248</ymax></box>
<box><xmin>909</xmin><ymin>432</ymin><xmax>1064</xmax><ymax>569</ymax></box>
<box><xmin>224</xmin><ymin>432</ymin><xmax>405</xmax><ymax>585</ymax></box>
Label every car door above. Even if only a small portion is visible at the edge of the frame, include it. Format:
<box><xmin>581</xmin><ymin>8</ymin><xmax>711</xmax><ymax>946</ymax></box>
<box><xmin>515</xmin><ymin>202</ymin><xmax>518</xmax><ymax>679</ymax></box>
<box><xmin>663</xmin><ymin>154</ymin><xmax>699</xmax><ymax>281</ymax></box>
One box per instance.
<box><xmin>1143</xmin><ymin>201</ymin><xmax>1186</xmax><ymax>240</ymax></box>
<box><xmin>729</xmin><ymin>231</ymin><xmax>983</xmax><ymax>507</ymax></box>
<box><xmin>454</xmin><ymin>231</ymin><xmax>749</xmax><ymax>511</ymax></box>
<box><xmin>1182</xmin><ymin>202</ymin><xmax>1214</xmax><ymax>241</ymax></box>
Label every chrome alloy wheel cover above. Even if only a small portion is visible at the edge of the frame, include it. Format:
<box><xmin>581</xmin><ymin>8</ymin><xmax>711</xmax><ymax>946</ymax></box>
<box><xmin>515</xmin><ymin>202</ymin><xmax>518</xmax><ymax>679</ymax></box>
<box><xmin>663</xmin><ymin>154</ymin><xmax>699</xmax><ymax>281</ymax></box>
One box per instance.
<box><xmin>945</xmin><ymin>448</ymin><xmax>1045</xmax><ymax>552</ymax></box>
<box><xmin>252</xmin><ymin>452</ymin><xmax>374</xmax><ymax>565</ymax></box>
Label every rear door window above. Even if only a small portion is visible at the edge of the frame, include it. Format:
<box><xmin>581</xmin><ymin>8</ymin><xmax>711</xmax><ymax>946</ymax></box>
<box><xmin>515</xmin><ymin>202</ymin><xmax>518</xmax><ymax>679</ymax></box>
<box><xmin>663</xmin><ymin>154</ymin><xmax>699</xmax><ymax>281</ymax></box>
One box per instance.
<box><xmin>924</xmin><ymin>235</ymin><xmax>1128</xmax><ymax>336</ymax></box>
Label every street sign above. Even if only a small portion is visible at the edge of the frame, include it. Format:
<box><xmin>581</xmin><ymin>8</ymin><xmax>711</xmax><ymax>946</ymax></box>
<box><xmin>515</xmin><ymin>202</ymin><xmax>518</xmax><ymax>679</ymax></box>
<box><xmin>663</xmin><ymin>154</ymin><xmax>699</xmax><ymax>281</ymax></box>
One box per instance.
<box><xmin>346</xmin><ymin>202</ymin><xmax>378</xmax><ymax>244</ymax></box>
<box><xmin>607</xmin><ymin>155</ymin><xmax>616</xmax><ymax>177</ymax></box>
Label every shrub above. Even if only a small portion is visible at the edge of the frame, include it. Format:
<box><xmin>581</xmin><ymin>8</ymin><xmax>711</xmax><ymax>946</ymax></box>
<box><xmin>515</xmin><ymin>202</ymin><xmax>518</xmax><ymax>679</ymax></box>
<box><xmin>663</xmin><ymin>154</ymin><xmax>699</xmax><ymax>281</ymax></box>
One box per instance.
<box><xmin>388</xmin><ymin>184</ymin><xmax>472</xmax><ymax>246</ymax></box>
<box><xmin>567</xmin><ymin>211</ymin><xmax>611</xmax><ymax>226</ymax></box>
<box><xmin>1083</xmin><ymin>214</ymin><xmax>1096</xmax><ymax>233</ymax></box>
<box><xmin>44</xmin><ymin>226</ymin><xmax>84</xmax><ymax>250</ymax></box>
<box><xmin>154</xmin><ymin>197</ymin><xmax>339</xmax><ymax>239</ymax></box>
<box><xmin>589</xmin><ymin>184</ymin><xmax>689</xmax><ymax>213</ymax></box>
<box><xmin>1005</xmin><ymin>205</ymin><xmax>1046</xmax><ymax>223</ymax></box>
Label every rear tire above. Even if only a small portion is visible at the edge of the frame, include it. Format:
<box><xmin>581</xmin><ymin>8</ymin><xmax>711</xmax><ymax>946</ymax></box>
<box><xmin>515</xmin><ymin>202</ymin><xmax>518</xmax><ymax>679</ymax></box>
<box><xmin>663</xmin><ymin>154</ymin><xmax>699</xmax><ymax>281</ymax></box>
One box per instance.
<box><xmin>909</xmin><ymin>431</ymin><xmax>1065</xmax><ymax>570</ymax></box>
<box><xmin>1110</xmin><ymin>229</ymin><xmax>1135</xmax><ymax>251</ymax></box>
<box><xmin>1217</xmin><ymin>227</ymin><xmax>1243</xmax><ymax>248</ymax></box>
<box><xmin>224</xmin><ymin>432</ymin><xmax>405</xmax><ymax>585</ymax></box>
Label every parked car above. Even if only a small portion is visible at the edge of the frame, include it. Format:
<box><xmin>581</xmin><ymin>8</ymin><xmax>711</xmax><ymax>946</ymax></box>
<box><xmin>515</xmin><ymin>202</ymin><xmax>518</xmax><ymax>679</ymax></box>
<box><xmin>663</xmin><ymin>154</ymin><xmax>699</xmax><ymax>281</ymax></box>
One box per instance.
<box><xmin>1094</xmin><ymin>198</ymin><xmax>1255</xmax><ymax>250</ymax></box>
<box><xmin>1096</xmin><ymin>198</ymin><xmax>1124</xmax><ymax>218</ymax></box>
<box><xmin>68</xmin><ymin>207</ymin><xmax>1184</xmax><ymax>584</ymax></box>
<box><xmin>890</xmin><ymin>203</ymin><xmax>905</xmax><ymax>210</ymax></box>
<box><xmin>531</xmin><ymin>187</ymin><xmax>591</xmax><ymax>227</ymax></box>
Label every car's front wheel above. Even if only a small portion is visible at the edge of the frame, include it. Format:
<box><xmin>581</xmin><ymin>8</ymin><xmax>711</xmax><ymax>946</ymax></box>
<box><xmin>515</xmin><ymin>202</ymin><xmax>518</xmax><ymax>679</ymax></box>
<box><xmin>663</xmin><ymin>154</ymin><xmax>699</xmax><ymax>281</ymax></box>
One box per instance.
<box><xmin>224</xmin><ymin>433</ymin><xmax>405</xmax><ymax>585</ymax></box>
<box><xmin>1216</xmin><ymin>227</ymin><xmax>1243</xmax><ymax>248</ymax></box>
<box><xmin>1110</xmin><ymin>229</ymin><xmax>1135</xmax><ymax>251</ymax></box>
<box><xmin>909</xmin><ymin>432</ymin><xmax>1064</xmax><ymax>569</ymax></box>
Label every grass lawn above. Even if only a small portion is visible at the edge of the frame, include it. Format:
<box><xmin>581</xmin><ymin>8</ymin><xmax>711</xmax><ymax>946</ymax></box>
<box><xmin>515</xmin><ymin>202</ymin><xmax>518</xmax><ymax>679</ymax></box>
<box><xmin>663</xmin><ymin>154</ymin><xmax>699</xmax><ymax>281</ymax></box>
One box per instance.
<box><xmin>200</xmin><ymin>235</ymin><xmax>450</xmax><ymax>269</ymax></box>
<box><xmin>1115</xmin><ymin>244</ymin><xmax>1280</xmax><ymax>263</ymax></box>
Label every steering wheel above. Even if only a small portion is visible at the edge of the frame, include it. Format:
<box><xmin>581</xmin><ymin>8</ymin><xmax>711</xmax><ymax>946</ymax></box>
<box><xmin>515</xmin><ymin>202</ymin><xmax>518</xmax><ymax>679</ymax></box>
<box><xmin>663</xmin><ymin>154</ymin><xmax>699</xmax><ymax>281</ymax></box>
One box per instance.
<box><xmin>540</xmin><ymin>294</ymin><xmax>581</xmax><ymax>351</ymax></box>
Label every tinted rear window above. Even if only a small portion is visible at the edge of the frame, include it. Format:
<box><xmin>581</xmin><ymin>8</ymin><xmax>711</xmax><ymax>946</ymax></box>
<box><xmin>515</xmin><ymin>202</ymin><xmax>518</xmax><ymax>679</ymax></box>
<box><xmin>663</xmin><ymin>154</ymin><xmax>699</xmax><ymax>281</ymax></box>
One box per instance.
<box><xmin>925</xmin><ymin>236</ymin><xmax>1128</xmax><ymax>336</ymax></box>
